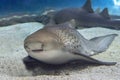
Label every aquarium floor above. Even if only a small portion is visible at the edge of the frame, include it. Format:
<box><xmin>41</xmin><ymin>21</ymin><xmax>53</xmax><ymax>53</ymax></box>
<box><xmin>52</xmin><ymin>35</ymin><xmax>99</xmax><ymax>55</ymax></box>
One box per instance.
<box><xmin>0</xmin><ymin>22</ymin><xmax>120</xmax><ymax>80</ymax></box>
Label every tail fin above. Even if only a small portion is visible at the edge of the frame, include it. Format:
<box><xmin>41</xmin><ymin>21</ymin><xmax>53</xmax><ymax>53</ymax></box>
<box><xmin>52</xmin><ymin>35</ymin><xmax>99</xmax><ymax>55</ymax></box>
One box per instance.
<box><xmin>0</xmin><ymin>13</ymin><xmax>52</xmax><ymax>27</ymax></box>
<box><xmin>90</xmin><ymin>34</ymin><xmax>117</xmax><ymax>53</ymax></box>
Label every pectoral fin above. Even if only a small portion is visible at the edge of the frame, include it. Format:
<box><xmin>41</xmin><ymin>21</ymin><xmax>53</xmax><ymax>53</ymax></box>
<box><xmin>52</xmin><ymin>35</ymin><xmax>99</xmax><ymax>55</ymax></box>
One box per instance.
<box><xmin>90</xmin><ymin>34</ymin><xmax>118</xmax><ymax>53</ymax></box>
<box><xmin>73</xmin><ymin>52</ymin><xmax>116</xmax><ymax>65</ymax></box>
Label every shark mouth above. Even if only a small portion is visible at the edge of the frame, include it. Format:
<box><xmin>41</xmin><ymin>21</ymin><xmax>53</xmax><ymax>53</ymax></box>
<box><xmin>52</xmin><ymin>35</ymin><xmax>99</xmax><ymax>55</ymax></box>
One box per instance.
<box><xmin>32</xmin><ymin>49</ymin><xmax>43</xmax><ymax>52</ymax></box>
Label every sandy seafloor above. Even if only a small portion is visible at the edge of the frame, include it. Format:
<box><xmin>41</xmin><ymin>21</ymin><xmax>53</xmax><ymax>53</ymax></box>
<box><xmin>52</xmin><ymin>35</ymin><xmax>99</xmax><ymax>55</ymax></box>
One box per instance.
<box><xmin>0</xmin><ymin>22</ymin><xmax>120</xmax><ymax>80</ymax></box>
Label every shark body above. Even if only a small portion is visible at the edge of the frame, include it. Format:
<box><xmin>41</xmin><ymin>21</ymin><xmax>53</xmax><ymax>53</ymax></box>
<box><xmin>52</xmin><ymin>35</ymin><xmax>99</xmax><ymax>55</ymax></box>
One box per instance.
<box><xmin>24</xmin><ymin>21</ymin><xmax>117</xmax><ymax>65</ymax></box>
<box><xmin>53</xmin><ymin>0</ymin><xmax>120</xmax><ymax>29</ymax></box>
<box><xmin>0</xmin><ymin>0</ymin><xmax>120</xmax><ymax>30</ymax></box>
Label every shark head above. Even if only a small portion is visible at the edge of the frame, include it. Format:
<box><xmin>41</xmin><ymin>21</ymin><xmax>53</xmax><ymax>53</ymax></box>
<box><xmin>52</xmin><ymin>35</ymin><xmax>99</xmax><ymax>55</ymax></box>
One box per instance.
<box><xmin>24</xmin><ymin>28</ymin><xmax>76</xmax><ymax>64</ymax></box>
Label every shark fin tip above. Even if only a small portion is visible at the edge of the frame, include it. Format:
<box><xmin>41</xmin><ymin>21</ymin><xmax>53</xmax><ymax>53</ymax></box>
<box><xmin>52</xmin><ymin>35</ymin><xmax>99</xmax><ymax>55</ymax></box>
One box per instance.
<box><xmin>82</xmin><ymin>0</ymin><xmax>94</xmax><ymax>13</ymax></box>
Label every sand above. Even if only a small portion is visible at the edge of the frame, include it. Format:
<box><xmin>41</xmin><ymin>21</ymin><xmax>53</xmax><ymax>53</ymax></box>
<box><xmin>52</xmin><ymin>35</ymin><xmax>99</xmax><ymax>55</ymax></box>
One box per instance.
<box><xmin>0</xmin><ymin>22</ymin><xmax>120</xmax><ymax>80</ymax></box>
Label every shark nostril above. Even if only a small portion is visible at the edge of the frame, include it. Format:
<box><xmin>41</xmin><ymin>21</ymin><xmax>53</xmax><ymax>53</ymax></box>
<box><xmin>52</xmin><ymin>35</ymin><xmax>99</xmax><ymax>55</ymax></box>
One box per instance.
<box><xmin>24</xmin><ymin>45</ymin><xmax>27</xmax><ymax>48</ymax></box>
<box><xmin>24</xmin><ymin>45</ymin><xmax>30</xmax><ymax>49</ymax></box>
<box><xmin>24</xmin><ymin>43</ymin><xmax>31</xmax><ymax>51</ymax></box>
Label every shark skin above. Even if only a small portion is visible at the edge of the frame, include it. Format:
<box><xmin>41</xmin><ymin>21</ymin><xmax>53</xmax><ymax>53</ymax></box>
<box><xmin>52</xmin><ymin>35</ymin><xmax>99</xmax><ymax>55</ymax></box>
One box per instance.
<box><xmin>24</xmin><ymin>21</ymin><xmax>117</xmax><ymax>65</ymax></box>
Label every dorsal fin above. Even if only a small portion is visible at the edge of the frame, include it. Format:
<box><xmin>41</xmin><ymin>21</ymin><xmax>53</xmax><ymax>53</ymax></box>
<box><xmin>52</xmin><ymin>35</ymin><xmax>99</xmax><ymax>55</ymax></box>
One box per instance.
<box><xmin>100</xmin><ymin>8</ymin><xmax>110</xmax><ymax>19</ymax></box>
<box><xmin>82</xmin><ymin>0</ymin><xmax>94</xmax><ymax>13</ymax></box>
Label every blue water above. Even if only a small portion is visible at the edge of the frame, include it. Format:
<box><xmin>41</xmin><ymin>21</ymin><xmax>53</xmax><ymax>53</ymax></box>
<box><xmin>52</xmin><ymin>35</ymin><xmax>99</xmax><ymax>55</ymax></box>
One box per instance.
<box><xmin>0</xmin><ymin>0</ymin><xmax>119</xmax><ymax>16</ymax></box>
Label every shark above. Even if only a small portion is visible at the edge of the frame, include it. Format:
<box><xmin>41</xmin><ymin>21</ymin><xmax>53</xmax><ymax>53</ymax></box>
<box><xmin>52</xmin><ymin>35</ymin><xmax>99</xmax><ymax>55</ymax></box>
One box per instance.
<box><xmin>24</xmin><ymin>20</ymin><xmax>117</xmax><ymax>65</ymax></box>
<box><xmin>0</xmin><ymin>0</ymin><xmax>120</xmax><ymax>30</ymax></box>
<box><xmin>52</xmin><ymin>0</ymin><xmax>120</xmax><ymax>29</ymax></box>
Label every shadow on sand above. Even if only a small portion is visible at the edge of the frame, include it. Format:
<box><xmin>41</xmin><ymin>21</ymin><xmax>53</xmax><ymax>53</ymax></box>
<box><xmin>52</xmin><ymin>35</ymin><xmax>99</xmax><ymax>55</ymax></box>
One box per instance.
<box><xmin>23</xmin><ymin>57</ymin><xmax>101</xmax><ymax>76</ymax></box>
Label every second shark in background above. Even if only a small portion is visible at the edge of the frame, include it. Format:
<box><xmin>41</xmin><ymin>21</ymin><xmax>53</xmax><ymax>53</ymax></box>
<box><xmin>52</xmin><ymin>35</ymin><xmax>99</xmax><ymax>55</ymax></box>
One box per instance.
<box><xmin>0</xmin><ymin>0</ymin><xmax>120</xmax><ymax>30</ymax></box>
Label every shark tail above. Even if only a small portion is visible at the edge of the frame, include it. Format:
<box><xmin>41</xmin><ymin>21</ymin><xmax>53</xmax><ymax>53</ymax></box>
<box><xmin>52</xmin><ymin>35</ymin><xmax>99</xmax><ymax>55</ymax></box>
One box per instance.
<box><xmin>75</xmin><ymin>34</ymin><xmax>118</xmax><ymax>65</ymax></box>
<box><xmin>0</xmin><ymin>14</ymin><xmax>51</xmax><ymax>27</ymax></box>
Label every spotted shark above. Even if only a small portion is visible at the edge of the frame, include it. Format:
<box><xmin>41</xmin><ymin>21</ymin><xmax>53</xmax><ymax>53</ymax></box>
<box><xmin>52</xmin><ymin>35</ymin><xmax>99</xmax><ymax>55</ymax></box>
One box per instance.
<box><xmin>24</xmin><ymin>20</ymin><xmax>117</xmax><ymax>65</ymax></box>
<box><xmin>0</xmin><ymin>0</ymin><xmax>120</xmax><ymax>30</ymax></box>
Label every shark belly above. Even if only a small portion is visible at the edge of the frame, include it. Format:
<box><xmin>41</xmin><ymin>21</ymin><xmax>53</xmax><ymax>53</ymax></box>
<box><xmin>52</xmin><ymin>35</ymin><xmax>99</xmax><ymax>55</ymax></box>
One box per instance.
<box><xmin>28</xmin><ymin>50</ymin><xmax>76</xmax><ymax>64</ymax></box>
